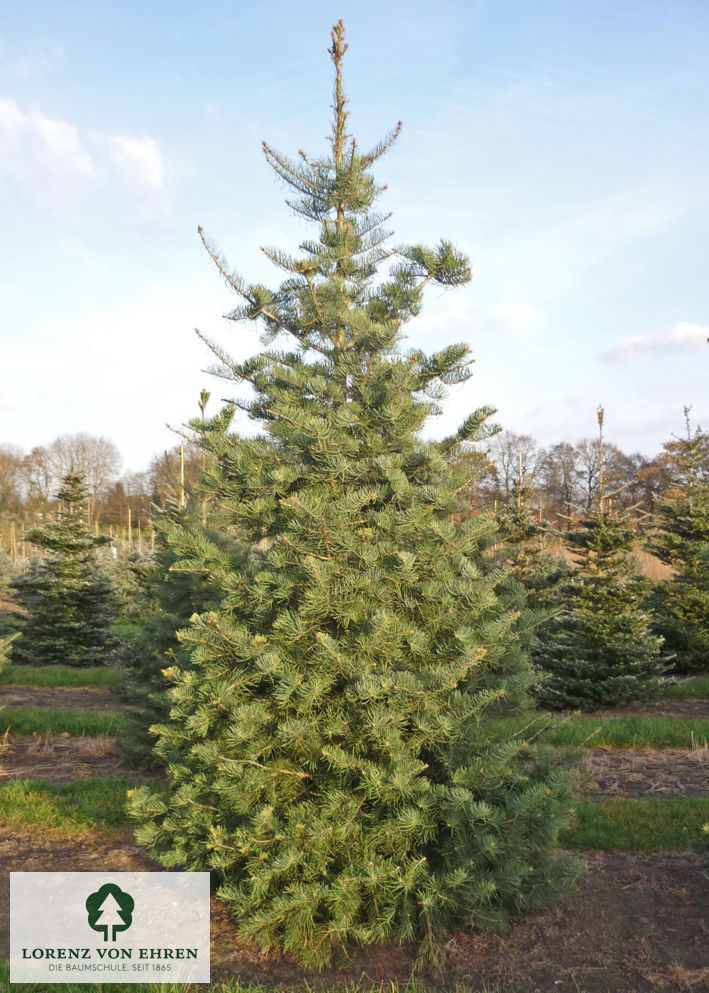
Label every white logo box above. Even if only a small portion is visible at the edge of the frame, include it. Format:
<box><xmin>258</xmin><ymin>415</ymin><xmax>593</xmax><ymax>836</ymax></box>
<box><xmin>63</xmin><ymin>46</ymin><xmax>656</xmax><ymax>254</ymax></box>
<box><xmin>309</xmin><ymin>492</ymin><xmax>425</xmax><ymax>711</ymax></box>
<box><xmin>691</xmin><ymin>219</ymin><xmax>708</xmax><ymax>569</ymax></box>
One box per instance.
<box><xmin>11</xmin><ymin>872</ymin><xmax>210</xmax><ymax>984</ymax></box>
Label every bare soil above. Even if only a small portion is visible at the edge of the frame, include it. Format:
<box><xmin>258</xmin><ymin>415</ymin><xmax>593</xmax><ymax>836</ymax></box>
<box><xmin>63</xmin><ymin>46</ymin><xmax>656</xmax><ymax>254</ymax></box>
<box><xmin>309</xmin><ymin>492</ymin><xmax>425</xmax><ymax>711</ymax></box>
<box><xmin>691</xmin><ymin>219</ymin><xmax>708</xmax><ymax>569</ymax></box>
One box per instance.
<box><xmin>0</xmin><ymin>829</ymin><xmax>706</xmax><ymax>993</ymax></box>
<box><xmin>0</xmin><ymin>685</ymin><xmax>118</xmax><ymax>711</ymax></box>
<box><xmin>583</xmin><ymin>747</ymin><xmax>709</xmax><ymax>798</ymax></box>
<box><xmin>0</xmin><ymin>734</ymin><xmax>152</xmax><ymax>783</ymax></box>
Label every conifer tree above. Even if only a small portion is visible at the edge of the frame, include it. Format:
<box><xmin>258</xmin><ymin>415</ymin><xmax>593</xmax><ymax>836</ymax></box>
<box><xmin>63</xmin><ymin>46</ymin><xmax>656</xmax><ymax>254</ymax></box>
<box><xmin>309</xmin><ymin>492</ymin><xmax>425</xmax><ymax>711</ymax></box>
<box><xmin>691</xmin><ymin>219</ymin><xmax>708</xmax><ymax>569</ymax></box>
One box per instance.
<box><xmin>11</xmin><ymin>473</ymin><xmax>114</xmax><ymax>666</ymax></box>
<box><xmin>0</xmin><ymin>633</ymin><xmax>15</xmax><ymax>667</ymax></box>
<box><xmin>495</xmin><ymin>465</ymin><xmax>571</xmax><ymax>614</ymax></box>
<box><xmin>129</xmin><ymin>22</ymin><xmax>580</xmax><ymax>967</ymax></box>
<box><xmin>123</xmin><ymin>492</ymin><xmax>240</xmax><ymax>762</ymax></box>
<box><xmin>535</xmin><ymin>408</ymin><xmax>665</xmax><ymax>710</ymax></box>
<box><xmin>650</xmin><ymin>410</ymin><xmax>709</xmax><ymax>673</ymax></box>
<box><xmin>122</xmin><ymin>391</ymin><xmax>248</xmax><ymax>763</ymax></box>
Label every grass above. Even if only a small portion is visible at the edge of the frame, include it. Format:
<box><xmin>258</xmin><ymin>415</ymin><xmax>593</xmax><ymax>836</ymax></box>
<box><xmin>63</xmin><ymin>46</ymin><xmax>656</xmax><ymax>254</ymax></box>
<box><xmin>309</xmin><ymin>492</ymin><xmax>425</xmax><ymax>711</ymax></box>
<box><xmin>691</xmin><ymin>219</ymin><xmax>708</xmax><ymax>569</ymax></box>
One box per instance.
<box><xmin>540</xmin><ymin>716</ymin><xmax>709</xmax><ymax>748</ymax></box>
<box><xmin>111</xmin><ymin>618</ymin><xmax>143</xmax><ymax>640</ymax></box>
<box><xmin>0</xmin><ymin>707</ymin><xmax>127</xmax><ymax>737</ymax></box>
<box><xmin>0</xmin><ymin>664</ymin><xmax>124</xmax><ymax>688</ymax></box>
<box><xmin>561</xmin><ymin>797</ymin><xmax>709</xmax><ymax>850</ymax></box>
<box><xmin>661</xmin><ymin>675</ymin><xmax>709</xmax><ymax>700</ymax></box>
<box><xmin>0</xmin><ymin>777</ymin><xmax>132</xmax><ymax>832</ymax></box>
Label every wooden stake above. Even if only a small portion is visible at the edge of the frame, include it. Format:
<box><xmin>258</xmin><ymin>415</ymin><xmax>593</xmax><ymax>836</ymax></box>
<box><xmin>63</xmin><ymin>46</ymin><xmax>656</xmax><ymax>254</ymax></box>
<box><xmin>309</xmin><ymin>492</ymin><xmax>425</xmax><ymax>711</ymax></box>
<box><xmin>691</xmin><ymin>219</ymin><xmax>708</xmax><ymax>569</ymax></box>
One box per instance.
<box><xmin>597</xmin><ymin>405</ymin><xmax>605</xmax><ymax>513</ymax></box>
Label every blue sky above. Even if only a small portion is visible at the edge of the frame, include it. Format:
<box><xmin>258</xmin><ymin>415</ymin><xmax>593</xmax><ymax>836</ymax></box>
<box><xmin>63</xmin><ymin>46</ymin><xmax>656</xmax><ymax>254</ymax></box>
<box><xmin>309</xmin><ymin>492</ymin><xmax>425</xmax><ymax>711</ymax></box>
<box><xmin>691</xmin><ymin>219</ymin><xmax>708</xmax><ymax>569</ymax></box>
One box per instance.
<box><xmin>1</xmin><ymin>0</ymin><xmax>707</xmax><ymax>474</ymax></box>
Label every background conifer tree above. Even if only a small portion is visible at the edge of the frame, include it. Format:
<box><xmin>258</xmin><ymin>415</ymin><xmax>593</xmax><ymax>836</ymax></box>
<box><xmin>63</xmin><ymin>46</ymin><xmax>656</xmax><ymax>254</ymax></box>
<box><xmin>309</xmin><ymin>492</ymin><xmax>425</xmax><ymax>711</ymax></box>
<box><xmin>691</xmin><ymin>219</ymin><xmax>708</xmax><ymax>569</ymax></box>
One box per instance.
<box><xmin>0</xmin><ymin>633</ymin><xmax>16</xmax><ymax>667</ymax></box>
<box><xmin>11</xmin><ymin>473</ymin><xmax>114</xmax><ymax>666</ymax></box>
<box><xmin>534</xmin><ymin>408</ymin><xmax>665</xmax><ymax>710</ymax></box>
<box><xmin>129</xmin><ymin>22</ymin><xmax>580</xmax><ymax>967</ymax></box>
<box><xmin>496</xmin><ymin>468</ymin><xmax>571</xmax><ymax>613</ymax></box>
<box><xmin>650</xmin><ymin>409</ymin><xmax>709</xmax><ymax>673</ymax></box>
<box><xmin>122</xmin><ymin>394</ymin><xmax>249</xmax><ymax>762</ymax></box>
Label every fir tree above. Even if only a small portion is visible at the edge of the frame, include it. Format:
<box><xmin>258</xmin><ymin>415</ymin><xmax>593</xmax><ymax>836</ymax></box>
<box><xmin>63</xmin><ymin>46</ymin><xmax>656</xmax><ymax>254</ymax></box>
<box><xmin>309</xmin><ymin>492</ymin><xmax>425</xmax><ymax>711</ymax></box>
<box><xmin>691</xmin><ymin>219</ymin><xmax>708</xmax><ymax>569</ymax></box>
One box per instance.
<box><xmin>123</xmin><ymin>491</ymin><xmax>239</xmax><ymax>762</ymax></box>
<box><xmin>129</xmin><ymin>22</ymin><xmax>580</xmax><ymax>968</ymax></box>
<box><xmin>0</xmin><ymin>633</ymin><xmax>16</xmax><ymax>667</ymax></box>
<box><xmin>495</xmin><ymin>467</ymin><xmax>571</xmax><ymax>614</ymax></box>
<box><xmin>122</xmin><ymin>391</ymin><xmax>246</xmax><ymax>764</ymax></box>
<box><xmin>650</xmin><ymin>409</ymin><xmax>709</xmax><ymax>673</ymax></box>
<box><xmin>534</xmin><ymin>408</ymin><xmax>665</xmax><ymax>710</ymax></box>
<box><xmin>11</xmin><ymin>473</ymin><xmax>114</xmax><ymax>666</ymax></box>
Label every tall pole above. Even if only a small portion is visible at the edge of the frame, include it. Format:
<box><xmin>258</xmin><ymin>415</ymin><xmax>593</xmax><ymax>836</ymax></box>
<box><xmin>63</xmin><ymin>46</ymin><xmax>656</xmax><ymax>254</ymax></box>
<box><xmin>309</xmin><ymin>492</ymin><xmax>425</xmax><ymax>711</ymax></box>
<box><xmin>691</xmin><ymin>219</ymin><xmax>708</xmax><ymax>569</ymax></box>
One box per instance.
<box><xmin>597</xmin><ymin>405</ymin><xmax>605</xmax><ymax>514</ymax></box>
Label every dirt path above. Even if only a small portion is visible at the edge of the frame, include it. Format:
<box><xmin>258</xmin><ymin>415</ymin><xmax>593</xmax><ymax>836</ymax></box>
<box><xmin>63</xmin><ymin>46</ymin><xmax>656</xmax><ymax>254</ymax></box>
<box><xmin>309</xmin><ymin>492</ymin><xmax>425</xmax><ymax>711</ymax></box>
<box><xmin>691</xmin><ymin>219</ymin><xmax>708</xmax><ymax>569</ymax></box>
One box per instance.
<box><xmin>0</xmin><ymin>686</ymin><xmax>118</xmax><ymax>711</ymax></box>
<box><xmin>583</xmin><ymin>746</ymin><xmax>709</xmax><ymax>798</ymax></box>
<box><xmin>0</xmin><ymin>830</ymin><xmax>706</xmax><ymax>993</ymax></box>
<box><xmin>0</xmin><ymin>734</ymin><xmax>153</xmax><ymax>783</ymax></box>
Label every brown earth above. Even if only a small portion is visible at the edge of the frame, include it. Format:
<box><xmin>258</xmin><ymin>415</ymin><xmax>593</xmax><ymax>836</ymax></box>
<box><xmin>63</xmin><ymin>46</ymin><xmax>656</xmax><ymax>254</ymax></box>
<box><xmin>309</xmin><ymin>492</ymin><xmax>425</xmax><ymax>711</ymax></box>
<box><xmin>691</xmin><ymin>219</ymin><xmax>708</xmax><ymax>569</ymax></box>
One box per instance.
<box><xmin>1</xmin><ymin>672</ymin><xmax>707</xmax><ymax>990</ymax></box>
<box><xmin>0</xmin><ymin>685</ymin><xmax>118</xmax><ymax>711</ymax></box>
<box><xmin>0</xmin><ymin>830</ymin><xmax>706</xmax><ymax>993</ymax></box>
<box><xmin>583</xmin><ymin>747</ymin><xmax>709</xmax><ymax>798</ymax></box>
<box><xmin>0</xmin><ymin>734</ymin><xmax>153</xmax><ymax>783</ymax></box>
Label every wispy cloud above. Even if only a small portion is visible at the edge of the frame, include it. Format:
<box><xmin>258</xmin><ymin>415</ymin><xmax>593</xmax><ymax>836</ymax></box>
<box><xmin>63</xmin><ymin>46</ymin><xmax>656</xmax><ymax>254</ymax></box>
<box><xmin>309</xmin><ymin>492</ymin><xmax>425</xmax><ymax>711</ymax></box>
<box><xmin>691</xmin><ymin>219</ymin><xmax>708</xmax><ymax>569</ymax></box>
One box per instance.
<box><xmin>94</xmin><ymin>131</ymin><xmax>166</xmax><ymax>207</ymax></box>
<box><xmin>0</xmin><ymin>95</ymin><xmax>167</xmax><ymax>216</ymax></box>
<box><xmin>603</xmin><ymin>321</ymin><xmax>708</xmax><ymax>362</ymax></box>
<box><xmin>0</xmin><ymin>95</ymin><xmax>95</xmax><ymax>198</ymax></box>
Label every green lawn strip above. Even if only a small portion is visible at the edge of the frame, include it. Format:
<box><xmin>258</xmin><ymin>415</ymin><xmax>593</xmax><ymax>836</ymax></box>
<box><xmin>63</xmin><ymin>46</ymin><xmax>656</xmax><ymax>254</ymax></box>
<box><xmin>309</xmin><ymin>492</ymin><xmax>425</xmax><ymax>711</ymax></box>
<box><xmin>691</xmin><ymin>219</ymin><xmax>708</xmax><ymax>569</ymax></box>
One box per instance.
<box><xmin>0</xmin><ymin>665</ymin><xmax>124</xmax><ymax>689</ymax></box>
<box><xmin>545</xmin><ymin>716</ymin><xmax>709</xmax><ymax>748</ymax></box>
<box><xmin>562</xmin><ymin>796</ymin><xmax>709</xmax><ymax>850</ymax></box>
<box><xmin>111</xmin><ymin>619</ymin><xmax>143</xmax><ymax>640</ymax></box>
<box><xmin>0</xmin><ymin>707</ymin><xmax>127</xmax><ymax>736</ymax></box>
<box><xmin>660</xmin><ymin>675</ymin><xmax>709</xmax><ymax>700</ymax></box>
<box><xmin>495</xmin><ymin>714</ymin><xmax>709</xmax><ymax>747</ymax></box>
<box><xmin>0</xmin><ymin>777</ymin><xmax>133</xmax><ymax>833</ymax></box>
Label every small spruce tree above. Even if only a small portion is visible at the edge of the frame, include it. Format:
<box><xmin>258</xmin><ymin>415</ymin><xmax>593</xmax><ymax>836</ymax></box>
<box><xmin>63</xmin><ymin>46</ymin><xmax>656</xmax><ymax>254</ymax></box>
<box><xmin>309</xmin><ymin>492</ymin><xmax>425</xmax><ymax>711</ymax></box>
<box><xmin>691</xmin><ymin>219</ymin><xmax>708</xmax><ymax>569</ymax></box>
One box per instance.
<box><xmin>650</xmin><ymin>409</ymin><xmax>709</xmax><ymax>673</ymax></box>
<box><xmin>495</xmin><ymin>468</ymin><xmax>571</xmax><ymax>614</ymax></box>
<box><xmin>122</xmin><ymin>392</ymin><xmax>248</xmax><ymax>763</ymax></box>
<box><xmin>12</xmin><ymin>473</ymin><xmax>114</xmax><ymax>666</ymax></box>
<box><xmin>0</xmin><ymin>633</ymin><xmax>16</xmax><ymax>667</ymax></box>
<box><xmin>534</xmin><ymin>408</ymin><xmax>665</xmax><ymax>710</ymax></box>
<box><xmin>123</xmin><ymin>489</ymin><xmax>241</xmax><ymax>762</ymax></box>
<box><xmin>129</xmin><ymin>22</ymin><xmax>580</xmax><ymax>967</ymax></box>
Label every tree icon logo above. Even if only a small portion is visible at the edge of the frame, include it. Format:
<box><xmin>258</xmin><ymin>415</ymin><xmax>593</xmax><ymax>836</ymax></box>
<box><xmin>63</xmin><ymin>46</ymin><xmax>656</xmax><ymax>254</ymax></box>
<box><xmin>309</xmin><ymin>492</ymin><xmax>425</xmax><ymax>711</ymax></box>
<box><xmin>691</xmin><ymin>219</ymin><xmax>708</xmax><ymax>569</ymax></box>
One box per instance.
<box><xmin>85</xmin><ymin>883</ymin><xmax>134</xmax><ymax>941</ymax></box>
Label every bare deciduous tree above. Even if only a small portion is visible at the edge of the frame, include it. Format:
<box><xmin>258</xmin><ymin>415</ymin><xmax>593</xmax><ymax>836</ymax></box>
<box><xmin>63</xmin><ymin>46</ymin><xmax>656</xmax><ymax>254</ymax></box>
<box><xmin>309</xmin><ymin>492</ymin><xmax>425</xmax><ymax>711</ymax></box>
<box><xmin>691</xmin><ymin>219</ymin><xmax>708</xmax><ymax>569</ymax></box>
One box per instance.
<box><xmin>0</xmin><ymin>445</ymin><xmax>25</xmax><ymax>513</ymax></box>
<box><xmin>46</xmin><ymin>434</ymin><xmax>121</xmax><ymax>502</ymax></box>
<box><xmin>487</xmin><ymin>431</ymin><xmax>544</xmax><ymax>504</ymax></box>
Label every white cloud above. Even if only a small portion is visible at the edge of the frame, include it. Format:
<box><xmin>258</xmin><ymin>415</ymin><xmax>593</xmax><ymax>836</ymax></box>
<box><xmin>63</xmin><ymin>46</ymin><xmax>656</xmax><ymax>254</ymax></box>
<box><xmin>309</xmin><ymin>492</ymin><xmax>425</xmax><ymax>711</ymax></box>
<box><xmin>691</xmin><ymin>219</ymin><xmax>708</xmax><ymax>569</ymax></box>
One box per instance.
<box><xmin>604</xmin><ymin>321</ymin><xmax>708</xmax><ymax>361</ymax></box>
<box><xmin>0</xmin><ymin>95</ymin><xmax>95</xmax><ymax>200</ymax></box>
<box><xmin>488</xmin><ymin>300</ymin><xmax>540</xmax><ymax>335</ymax></box>
<box><xmin>0</xmin><ymin>271</ymin><xmax>261</xmax><ymax>472</ymax></box>
<box><xmin>101</xmin><ymin>133</ymin><xmax>165</xmax><ymax>197</ymax></box>
<box><xmin>0</xmin><ymin>95</ymin><xmax>166</xmax><ymax>214</ymax></box>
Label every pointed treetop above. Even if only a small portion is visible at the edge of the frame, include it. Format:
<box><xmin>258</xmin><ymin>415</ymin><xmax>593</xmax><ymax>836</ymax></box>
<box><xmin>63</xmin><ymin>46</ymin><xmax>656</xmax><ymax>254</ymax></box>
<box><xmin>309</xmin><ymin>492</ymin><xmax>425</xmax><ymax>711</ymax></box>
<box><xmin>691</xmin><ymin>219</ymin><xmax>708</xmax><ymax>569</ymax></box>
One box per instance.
<box><xmin>329</xmin><ymin>20</ymin><xmax>350</xmax><ymax>165</ymax></box>
<box><xmin>329</xmin><ymin>19</ymin><xmax>348</xmax><ymax>64</ymax></box>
